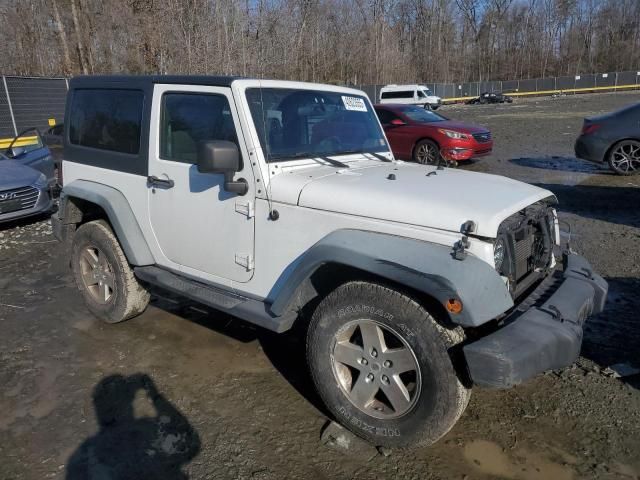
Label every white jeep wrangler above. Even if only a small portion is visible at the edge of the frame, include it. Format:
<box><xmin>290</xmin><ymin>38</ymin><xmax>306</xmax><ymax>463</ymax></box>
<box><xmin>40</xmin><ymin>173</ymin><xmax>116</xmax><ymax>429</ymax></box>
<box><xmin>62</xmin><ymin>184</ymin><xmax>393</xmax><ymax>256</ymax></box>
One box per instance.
<box><xmin>53</xmin><ymin>75</ymin><xmax>607</xmax><ymax>448</ymax></box>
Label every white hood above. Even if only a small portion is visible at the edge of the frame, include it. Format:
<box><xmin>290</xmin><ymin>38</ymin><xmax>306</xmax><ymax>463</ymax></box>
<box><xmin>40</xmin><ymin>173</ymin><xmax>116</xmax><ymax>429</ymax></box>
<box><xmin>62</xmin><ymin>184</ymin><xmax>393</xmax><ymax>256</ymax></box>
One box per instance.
<box><xmin>269</xmin><ymin>161</ymin><xmax>554</xmax><ymax>238</ymax></box>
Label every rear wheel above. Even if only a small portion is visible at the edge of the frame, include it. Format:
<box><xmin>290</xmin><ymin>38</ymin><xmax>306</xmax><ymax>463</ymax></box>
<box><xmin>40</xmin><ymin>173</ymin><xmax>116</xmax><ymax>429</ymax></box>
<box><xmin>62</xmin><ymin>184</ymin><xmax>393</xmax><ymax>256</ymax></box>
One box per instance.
<box><xmin>608</xmin><ymin>140</ymin><xmax>640</xmax><ymax>175</ymax></box>
<box><xmin>71</xmin><ymin>220</ymin><xmax>150</xmax><ymax>323</ymax></box>
<box><xmin>307</xmin><ymin>282</ymin><xmax>470</xmax><ymax>447</ymax></box>
<box><xmin>413</xmin><ymin>139</ymin><xmax>440</xmax><ymax>165</ymax></box>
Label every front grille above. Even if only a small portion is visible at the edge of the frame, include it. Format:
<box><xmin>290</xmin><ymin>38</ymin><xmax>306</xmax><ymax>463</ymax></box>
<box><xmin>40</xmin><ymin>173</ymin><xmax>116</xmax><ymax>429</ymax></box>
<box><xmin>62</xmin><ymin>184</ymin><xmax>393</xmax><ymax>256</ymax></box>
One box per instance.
<box><xmin>472</xmin><ymin>132</ymin><xmax>492</xmax><ymax>143</ymax></box>
<box><xmin>514</xmin><ymin>235</ymin><xmax>535</xmax><ymax>280</ymax></box>
<box><xmin>0</xmin><ymin>186</ymin><xmax>40</xmax><ymax>214</ymax></box>
<box><xmin>496</xmin><ymin>203</ymin><xmax>555</xmax><ymax>298</ymax></box>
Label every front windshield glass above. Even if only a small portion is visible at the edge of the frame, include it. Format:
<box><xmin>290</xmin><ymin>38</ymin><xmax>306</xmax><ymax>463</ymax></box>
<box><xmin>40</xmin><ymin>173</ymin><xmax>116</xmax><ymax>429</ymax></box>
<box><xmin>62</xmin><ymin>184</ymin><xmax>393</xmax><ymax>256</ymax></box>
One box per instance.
<box><xmin>246</xmin><ymin>88</ymin><xmax>389</xmax><ymax>162</ymax></box>
<box><xmin>398</xmin><ymin>106</ymin><xmax>446</xmax><ymax>123</ymax></box>
<box><xmin>420</xmin><ymin>88</ymin><xmax>432</xmax><ymax>97</ymax></box>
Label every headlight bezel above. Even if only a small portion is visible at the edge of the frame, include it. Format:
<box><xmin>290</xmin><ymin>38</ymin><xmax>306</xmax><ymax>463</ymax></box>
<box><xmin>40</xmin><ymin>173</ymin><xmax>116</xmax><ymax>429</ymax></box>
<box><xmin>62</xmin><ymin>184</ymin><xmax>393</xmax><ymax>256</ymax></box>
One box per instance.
<box><xmin>493</xmin><ymin>237</ymin><xmax>506</xmax><ymax>271</ymax></box>
<box><xmin>34</xmin><ymin>173</ymin><xmax>48</xmax><ymax>188</ymax></box>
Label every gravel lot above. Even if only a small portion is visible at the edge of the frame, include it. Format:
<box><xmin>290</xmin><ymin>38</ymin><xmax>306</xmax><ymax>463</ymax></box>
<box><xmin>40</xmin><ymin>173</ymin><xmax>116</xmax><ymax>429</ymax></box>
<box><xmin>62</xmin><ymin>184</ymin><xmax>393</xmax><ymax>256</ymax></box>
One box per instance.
<box><xmin>1</xmin><ymin>91</ymin><xmax>640</xmax><ymax>480</ymax></box>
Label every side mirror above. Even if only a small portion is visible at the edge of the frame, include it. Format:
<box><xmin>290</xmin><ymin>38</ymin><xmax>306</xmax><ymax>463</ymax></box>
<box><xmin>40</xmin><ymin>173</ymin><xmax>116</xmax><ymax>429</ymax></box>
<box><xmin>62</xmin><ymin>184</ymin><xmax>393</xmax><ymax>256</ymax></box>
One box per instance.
<box><xmin>196</xmin><ymin>140</ymin><xmax>248</xmax><ymax>195</ymax></box>
<box><xmin>390</xmin><ymin>118</ymin><xmax>406</xmax><ymax>126</ymax></box>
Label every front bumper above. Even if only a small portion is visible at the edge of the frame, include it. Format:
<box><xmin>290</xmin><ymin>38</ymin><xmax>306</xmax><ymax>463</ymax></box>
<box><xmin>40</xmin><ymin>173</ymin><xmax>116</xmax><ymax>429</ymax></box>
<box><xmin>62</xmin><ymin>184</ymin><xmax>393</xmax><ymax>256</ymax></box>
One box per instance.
<box><xmin>463</xmin><ymin>253</ymin><xmax>607</xmax><ymax>388</ymax></box>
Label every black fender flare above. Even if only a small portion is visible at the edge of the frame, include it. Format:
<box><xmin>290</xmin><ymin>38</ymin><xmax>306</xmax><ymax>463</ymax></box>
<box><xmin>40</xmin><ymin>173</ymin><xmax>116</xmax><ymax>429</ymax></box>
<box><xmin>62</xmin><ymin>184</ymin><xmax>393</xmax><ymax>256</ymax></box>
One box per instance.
<box><xmin>268</xmin><ymin>229</ymin><xmax>513</xmax><ymax>327</ymax></box>
<box><xmin>58</xmin><ymin>180</ymin><xmax>155</xmax><ymax>266</ymax></box>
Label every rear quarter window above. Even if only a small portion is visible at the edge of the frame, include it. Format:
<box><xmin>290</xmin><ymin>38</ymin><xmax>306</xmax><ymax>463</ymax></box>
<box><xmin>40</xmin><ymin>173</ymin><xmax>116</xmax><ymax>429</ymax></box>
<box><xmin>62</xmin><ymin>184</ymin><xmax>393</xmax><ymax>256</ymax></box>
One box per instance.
<box><xmin>69</xmin><ymin>89</ymin><xmax>144</xmax><ymax>155</ymax></box>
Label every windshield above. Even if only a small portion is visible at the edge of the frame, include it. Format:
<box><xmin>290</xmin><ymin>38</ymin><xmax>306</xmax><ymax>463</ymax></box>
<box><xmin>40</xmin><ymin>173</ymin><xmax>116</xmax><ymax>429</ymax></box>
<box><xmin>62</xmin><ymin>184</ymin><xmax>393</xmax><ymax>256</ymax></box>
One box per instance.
<box><xmin>419</xmin><ymin>88</ymin><xmax>432</xmax><ymax>97</ymax></box>
<box><xmin>398</xmin><ymin>106</ymin><xmax>446</xmax><ymax>123</ymax></box>
<box><xmin>246</xmin><ymin>88</ymin><xmax>389</xmax><ymax>162</ymax></box>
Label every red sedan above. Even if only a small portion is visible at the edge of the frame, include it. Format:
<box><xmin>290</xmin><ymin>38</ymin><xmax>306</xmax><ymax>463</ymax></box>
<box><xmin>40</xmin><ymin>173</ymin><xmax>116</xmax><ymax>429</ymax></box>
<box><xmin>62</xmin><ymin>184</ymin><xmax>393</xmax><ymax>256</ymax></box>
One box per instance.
<box><xmin>374</xmin><ymin>104</ymin><xmax>493</xmax><ymax>165</ymax></box>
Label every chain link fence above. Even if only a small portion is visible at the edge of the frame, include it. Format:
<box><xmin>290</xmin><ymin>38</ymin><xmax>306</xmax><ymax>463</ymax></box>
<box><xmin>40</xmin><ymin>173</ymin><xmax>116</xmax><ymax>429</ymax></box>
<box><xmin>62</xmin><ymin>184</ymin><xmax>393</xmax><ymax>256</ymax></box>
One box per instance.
<box><xmin>1</xmin><ymin>71</ymin><xmax>639</xmax><ymax>139</ymax></box>
<box><xmin>359</xmin><ymin>70</ymin><xmax>640</xmax><ymax>102</ymax></box>
<box><xmin>0</xmin><ymin>76</ymin><xmax>68</xmax><ymax>139</ymax></box>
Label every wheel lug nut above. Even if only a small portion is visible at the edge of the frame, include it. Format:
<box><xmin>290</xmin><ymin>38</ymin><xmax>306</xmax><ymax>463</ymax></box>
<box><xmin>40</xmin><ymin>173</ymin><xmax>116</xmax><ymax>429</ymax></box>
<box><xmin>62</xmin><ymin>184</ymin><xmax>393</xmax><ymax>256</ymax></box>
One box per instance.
<box><xmin>384</xmin><ymin>360</ymin><xmax>392</xmax><ymax>368</ymax></box>
<box><xmin>367</xmin><ymin>373</ymin><xmax>374</xmax><ymax>382</ymax></box>
<box><xmin>361</xmin><ymin>358</ymin><xmax>368</xmax><ymax>365</ymax></box>
<box><xmin>381</xmin><ymin>375</ymin><xmax>389</xmax><ymax>384</ymax></box>
<box><xmin>371</xmin><ymin>348</ymin><xmax>378</xmax><ymax>358</ymax></box>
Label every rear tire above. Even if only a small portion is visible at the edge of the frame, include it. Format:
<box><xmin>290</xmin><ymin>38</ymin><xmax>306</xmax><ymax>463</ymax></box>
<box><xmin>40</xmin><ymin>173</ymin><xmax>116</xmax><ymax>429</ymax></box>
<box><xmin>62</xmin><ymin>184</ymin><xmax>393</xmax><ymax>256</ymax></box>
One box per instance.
<box><xmin>607</xmin><ymin>139</ymin><xmax>640</xmax><ymax>175</ymax></box>
<box><xmin>307</xmin><ymin>282</ymin><xmax>470</xmax><ymax>448</ymax></box>
<box><xmin>71</xmin><ymin>220</ymin><xmax>150</xmax><ymax>323</ymax></box>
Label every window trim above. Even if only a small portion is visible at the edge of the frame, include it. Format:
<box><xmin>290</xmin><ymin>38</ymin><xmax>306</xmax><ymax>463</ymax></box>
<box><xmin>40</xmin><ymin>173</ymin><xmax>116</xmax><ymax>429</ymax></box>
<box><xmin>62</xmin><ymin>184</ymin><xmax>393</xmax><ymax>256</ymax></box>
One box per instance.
<box><xmin>68</xmin><ymin>87</ymin><xmax>144</xmax><ymax>156</ymax></box>
<box><xmin>158</xmin><ymin>90</ymin><xmax>238</xmax><ymax>164</ymax></box>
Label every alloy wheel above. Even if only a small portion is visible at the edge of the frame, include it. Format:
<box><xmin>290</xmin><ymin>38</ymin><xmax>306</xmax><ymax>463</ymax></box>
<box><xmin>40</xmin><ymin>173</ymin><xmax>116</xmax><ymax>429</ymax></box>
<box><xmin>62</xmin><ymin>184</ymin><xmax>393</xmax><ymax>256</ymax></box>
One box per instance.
<box><xmin>79</xmin><ymin>246</ymin><xmax>115</xmax><ymax>304</ymax></box>
<box><xmin>331</xmin><ymin>319</ymin><xmax>421</xmax><ymax>419</ymax></box>
<box><xmin>416</xmin><ymin>143</ymin><xmax>438</xmax><ymax>165</ymax></box>
<box><xmin>610</xmin><ymin>141</ymin><xmax>640</xmax><ymax>174</ymax></box>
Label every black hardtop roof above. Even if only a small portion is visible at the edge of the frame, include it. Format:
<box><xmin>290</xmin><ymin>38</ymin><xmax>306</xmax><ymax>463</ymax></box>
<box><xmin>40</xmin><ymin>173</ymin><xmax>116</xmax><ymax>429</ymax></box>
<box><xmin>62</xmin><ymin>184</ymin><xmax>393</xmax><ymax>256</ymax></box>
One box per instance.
<box><xmin>69</xmin><ymin>75</ymin><xmax>248</xmax><ymax>89</ymax></box>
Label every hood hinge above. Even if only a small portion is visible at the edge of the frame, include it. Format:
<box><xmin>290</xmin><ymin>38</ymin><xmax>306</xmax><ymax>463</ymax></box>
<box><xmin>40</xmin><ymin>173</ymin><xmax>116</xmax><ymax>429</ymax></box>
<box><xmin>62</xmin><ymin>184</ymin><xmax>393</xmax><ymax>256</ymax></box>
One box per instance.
<box><xmin>235</xmin><ymin>253</ymin><xmax>254</xmax><ymax>271</ymax></box>
<box><xmin>235</xmin><ymin>201</ymin><xmax>254</xmax><ymax>218</ymax></box>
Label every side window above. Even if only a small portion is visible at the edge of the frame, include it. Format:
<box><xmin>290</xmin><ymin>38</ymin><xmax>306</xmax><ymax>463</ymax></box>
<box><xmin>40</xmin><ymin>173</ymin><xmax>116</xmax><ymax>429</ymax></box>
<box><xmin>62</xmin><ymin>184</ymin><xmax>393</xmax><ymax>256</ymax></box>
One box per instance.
<box><xmin>69</xmin><ymin>89</ymin><xmax>143</xmax><ymax>155</ymax></box>
<box><xmin>381</xmin><ymin>91</ymin><xmax>414</xmax><ymax>100</ymax></box>
<box><xmin>376</xmin><ymin>109</ymin><xmax>398</xmax><ymax>125</ymax></box>
<box><xmin>160</xmin><ymin>93</ymin><xmax>238</xmax><ymax>164</ymax></box>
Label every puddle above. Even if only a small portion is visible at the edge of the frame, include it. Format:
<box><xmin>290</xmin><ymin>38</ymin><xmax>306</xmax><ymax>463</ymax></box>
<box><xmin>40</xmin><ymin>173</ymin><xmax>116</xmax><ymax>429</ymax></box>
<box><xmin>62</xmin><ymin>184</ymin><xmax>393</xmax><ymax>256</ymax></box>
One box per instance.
<box><xmin>463</xmin><ymin>439</ymin><xmax>575</xmax><ymax>480</ymax></box>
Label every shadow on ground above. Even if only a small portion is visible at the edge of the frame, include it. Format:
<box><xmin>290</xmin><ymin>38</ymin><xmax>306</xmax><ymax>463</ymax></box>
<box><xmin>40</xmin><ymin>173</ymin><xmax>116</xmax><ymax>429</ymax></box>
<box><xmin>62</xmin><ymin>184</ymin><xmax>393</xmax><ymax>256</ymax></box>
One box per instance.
<box><xmin>66</xmin><ymin>373</ymin><xmax>201</xmax><ymax>480</ymax></box>
<box><xmin>534</xmin><ymin>182</ymin><xmax>640</xmax><ymax>228</ymax></box>
<box><xmin>151</xmin><ymin>294</ymin><xmax>329</xmax><ymax>417</ymax></box>
<box><xmin>581</xmin><ymin>276</ymin><xmax>640</xmax><ymax>390</ymax></box>
<box><xmin>509</xmin><ymin>156</ymin><xmax>608</xmax><ymax>174</ymax></box>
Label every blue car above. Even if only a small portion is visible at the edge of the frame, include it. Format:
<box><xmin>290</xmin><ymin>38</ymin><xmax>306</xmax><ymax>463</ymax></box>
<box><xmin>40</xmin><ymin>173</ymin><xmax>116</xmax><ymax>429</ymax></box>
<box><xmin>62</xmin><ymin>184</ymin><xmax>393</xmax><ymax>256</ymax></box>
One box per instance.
<box><xmin>0</xmin><ymin>128</ymin><xmax>56</xmax><ymax>223</ymax></box>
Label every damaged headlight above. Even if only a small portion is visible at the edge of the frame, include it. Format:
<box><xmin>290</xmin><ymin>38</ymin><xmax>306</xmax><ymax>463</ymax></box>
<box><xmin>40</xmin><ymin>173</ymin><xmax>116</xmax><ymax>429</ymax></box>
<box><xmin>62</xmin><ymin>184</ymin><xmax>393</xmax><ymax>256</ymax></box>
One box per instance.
<box><xmin>494</xmin><ymin>237</ymin><xmax>505</xmax><ymax>271</ymax></box>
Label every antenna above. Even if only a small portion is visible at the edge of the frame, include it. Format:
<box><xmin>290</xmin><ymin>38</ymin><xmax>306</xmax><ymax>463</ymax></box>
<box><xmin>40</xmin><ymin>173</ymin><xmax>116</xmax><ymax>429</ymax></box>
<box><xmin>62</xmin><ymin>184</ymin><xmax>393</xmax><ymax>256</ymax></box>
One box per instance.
<box><xmin>258</xmin><ymin>78</ymin><xmax>278</xmax><ymax>220</ymax></box>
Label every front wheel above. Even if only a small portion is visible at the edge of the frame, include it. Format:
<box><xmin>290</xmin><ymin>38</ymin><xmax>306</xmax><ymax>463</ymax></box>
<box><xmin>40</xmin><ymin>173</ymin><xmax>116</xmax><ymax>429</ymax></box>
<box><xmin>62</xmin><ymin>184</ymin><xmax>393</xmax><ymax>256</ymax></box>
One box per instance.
<box><xmin>608</xmin><ymin>140</ymin><xmax>640</xmax><ymax>175</ymax></box>
<box><xmin>413</xmin><ymin>139</ymin><xmax>441</xmax><ymax>165</ymax></box>
<box><xmin>307</xmin><ymin>282</ymin><xmax>470</xmax><ymax>447</ymax></box>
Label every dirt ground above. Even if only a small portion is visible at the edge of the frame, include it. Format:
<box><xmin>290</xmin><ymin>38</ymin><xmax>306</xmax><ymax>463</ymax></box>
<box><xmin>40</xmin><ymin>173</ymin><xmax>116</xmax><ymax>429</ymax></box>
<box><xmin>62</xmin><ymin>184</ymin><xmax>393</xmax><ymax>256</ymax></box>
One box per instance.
<box><xmin>2</xmin><ymin>91</ymin><xmax>640</xmax><ymax>480</ymax></box>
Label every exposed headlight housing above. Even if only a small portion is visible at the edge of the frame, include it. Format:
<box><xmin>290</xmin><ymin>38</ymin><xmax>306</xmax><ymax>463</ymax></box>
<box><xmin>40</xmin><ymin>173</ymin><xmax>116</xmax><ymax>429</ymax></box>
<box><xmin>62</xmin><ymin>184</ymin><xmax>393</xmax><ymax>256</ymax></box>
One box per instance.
<box><xmin>494</xmin><ymin>237</ymin><xmax>505</xmax><ymax>270</ymax></box>
<box><xmin>438</xmin><ymin>128</ymin><xmax>470</xmax><ymax>140</ymax></box>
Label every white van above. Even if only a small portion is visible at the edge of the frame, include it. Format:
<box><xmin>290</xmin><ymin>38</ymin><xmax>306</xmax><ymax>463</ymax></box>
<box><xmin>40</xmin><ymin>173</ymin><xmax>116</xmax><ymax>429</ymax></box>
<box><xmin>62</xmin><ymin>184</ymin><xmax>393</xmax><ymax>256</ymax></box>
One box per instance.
<box><xmin>379</xmin><ymin>84</ymin><xmax>442</xmax><ymax>109</ymax></box>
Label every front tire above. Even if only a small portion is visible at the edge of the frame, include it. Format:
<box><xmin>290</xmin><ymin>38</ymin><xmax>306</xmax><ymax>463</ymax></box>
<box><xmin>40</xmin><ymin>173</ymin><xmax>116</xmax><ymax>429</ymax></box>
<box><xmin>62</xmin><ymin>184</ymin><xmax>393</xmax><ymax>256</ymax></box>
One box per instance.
<box><xmin>607</xmin><ymin>139</ymin><xmax>640</xmax><ymax>175</ymax></box>
<box><xmin>413</xmin><ymin>139</ymin><xmax>441</xmax><ymax>165</ymax></box>
<box><xmin>71</xmin><ymin>220</ymin><xmax>150</xmax><ymax>323</ymax></box>
<box><xmin>307</xmin><ymin>282</ymin><xmax>470</xmax><ymax>448</ymax></box>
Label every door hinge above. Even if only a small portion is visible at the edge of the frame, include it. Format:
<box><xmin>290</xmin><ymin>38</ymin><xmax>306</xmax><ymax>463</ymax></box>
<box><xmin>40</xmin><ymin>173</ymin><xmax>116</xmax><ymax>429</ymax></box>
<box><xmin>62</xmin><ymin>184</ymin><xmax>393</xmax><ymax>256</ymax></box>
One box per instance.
<box><xmin>235</xmin><ymin>201</ymin><xmax>254</xmax><ymax>218</ymax></box>
<box><xmin>235</xmin><ymin>253</ymin><xmax>254</xmax><ymax>271</ymax></box>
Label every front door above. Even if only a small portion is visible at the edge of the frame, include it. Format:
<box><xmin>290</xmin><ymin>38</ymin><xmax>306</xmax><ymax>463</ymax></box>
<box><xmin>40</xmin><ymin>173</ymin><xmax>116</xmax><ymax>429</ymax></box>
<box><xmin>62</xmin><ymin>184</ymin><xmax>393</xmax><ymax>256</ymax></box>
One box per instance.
<box><xmin>148</xmin><ymin>84</ymin><xmax>255</xmax><ymax>283</ymax></box>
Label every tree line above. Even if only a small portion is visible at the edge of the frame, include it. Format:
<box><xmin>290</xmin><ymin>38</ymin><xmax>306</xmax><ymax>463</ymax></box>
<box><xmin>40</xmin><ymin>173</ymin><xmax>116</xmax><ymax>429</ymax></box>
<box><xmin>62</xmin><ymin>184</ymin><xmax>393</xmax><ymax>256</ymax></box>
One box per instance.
<box><xmin>1</xmin><ymin>0</ymin><xmax>639</xmax><ymax>85</ymax></box>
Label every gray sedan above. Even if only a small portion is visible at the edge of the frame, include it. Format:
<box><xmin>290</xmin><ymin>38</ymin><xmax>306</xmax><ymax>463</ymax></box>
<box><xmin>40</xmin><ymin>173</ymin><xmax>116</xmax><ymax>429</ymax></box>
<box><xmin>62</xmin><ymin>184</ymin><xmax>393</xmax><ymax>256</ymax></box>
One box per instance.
<box><xmin>575</xmin><ymin>102</ymin><xmax>640</xmax><ymax>175</ymax></box>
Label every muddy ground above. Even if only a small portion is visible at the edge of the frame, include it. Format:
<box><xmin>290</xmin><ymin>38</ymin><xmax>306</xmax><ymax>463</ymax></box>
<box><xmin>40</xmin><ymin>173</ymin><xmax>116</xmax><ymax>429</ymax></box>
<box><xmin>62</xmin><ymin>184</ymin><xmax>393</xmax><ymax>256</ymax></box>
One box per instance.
<box><xmin>1</xmin><ymin>91</ymin><xmax>640</xmax><ymax>480</ymax></box>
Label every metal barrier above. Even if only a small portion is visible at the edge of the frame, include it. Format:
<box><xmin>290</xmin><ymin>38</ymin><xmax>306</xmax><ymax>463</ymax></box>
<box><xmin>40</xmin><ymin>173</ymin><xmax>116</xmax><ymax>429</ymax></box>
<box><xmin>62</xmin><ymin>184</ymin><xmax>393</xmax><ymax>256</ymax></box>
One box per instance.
<box><xmin>360</xmin><ymin>70</ymin><xmax>640</xmax><ymax>102</ymax></box>
<box><xmin>0</xmin><ymin>76</ymin><xmax>67</xmax><ymax>139</ymax></box>
<box><xmin>0</xmin><ymin>71</ymin><xmax>638</xmax><ymax>143</ymax></box>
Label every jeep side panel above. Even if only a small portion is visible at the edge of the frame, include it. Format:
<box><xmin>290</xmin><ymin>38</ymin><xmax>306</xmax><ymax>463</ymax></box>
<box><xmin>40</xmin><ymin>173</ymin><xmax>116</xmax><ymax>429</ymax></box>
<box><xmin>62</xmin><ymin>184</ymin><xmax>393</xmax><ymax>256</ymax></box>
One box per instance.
<box><xmin>59</xmin><ymin>180</ymin><xmax>155</xmax><ymax>266</ymax></box>
<box><xmin>267</xmin><ymin>229</ymin><xmax>513</xmax><ymax>327</ymax></box>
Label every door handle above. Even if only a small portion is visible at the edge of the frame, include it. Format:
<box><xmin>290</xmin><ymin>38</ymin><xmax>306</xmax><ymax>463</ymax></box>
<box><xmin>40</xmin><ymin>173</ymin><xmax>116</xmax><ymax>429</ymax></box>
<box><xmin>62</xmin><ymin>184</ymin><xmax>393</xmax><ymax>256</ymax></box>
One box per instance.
<box><xmin>147</xmin><ymin>175</ymin><xmax>174</xmax><ymax>189</ymax></box>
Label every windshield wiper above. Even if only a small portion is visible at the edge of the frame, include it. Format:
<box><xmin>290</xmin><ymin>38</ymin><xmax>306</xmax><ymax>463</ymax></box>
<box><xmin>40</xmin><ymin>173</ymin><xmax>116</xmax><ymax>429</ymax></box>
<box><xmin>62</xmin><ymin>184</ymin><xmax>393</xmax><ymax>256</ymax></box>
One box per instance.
<box><xmin>368</xmin><ymin>152</ymin><xmax>392</xmax><ymax>162</ymax></box>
